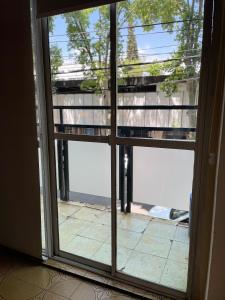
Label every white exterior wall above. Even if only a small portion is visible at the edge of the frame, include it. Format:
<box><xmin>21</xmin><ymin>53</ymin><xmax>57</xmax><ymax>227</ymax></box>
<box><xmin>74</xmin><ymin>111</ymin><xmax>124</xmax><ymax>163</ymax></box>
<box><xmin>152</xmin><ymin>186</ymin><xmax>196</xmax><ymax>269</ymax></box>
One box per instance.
<box><xmin>53</xmin><ymin>82</ymin><xmax>197</xmax><ymax>128</ymax></box>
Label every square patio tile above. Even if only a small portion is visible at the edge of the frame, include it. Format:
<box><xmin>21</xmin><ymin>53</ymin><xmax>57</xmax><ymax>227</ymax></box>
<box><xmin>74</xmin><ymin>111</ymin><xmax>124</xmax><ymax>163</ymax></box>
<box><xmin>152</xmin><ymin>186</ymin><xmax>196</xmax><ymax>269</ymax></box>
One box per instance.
<box><xmin>59</xmin><ymin>218</ymin><xmax>92</xmax><ymax>248</ymax></box>
<box><xmin>168</xmin><ymin>241</ymin><xmax>189</xmax><ymax>263</ymax></box>
<box><xmin>114</xmin><ymin>229</ymin><xmax>142</xmax><ymax>250</ymax></box>
<box><xmin>174</xmin><ymin>226</ymin><xmax>189</xmax><ymax>244</ymax></box>
<box><xmin>93</xmin><ymin>243</ymin><xmax>132</xmax><ymax>270</ymax></box>
<box><xmin>160</xmin><ymin>259</ymin><xmax>188</xmax><ymax>291</ymax></box>
<box><xmin>145</xmin><ymin>220</ymin><xmax>176</xmax><ymax>240</ymax></box>
<box><xmin>79</xmin><ymin>223</ymin><xmax>111</xmax><ymax>242</ymax></box>
<box><xmin>93</xmin><ymin>211</ymin><xmax>112</xmax><ymax>226</ymax></box>
<box><xmin>58</xmin><ymin>215</ymin><xmax>66</xmax><ymax>225</ymax></box>
<box><xmin>135</xmin><ymin>235</ymin><xmax>172</xmax><ymax>258</ymax></box>
<box><xmin>123</xmin><ymin>251</ymin><xmax>166</xmax><ymax>283</ymax></box>
<box><xmin>71</xmin><ymin>207</ymin><xmax>105</xmax><ymax>223</ymax></box>
<box><xmin>118</xmin><ymin>214</ymin><xmax>150</xmax><ymax>233</ymax></box>
<box><xmin>58</xmin><ymin>202</ymin><xmax>81</xmax><ymax>218</ymax></box>
<box><xmin>63</xmin><ymin>236</ymin><xmax>103</xmax><ymax>259</ymax></box>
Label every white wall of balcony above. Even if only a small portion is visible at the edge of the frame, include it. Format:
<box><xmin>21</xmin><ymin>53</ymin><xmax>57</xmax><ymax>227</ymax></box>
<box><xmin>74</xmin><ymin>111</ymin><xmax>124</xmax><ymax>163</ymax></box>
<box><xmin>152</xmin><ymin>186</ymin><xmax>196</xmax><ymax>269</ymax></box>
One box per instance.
<box><xmin>52</xmin><ymin>82</ymin><xmax>197</xmax><ymax>128</ymax></box>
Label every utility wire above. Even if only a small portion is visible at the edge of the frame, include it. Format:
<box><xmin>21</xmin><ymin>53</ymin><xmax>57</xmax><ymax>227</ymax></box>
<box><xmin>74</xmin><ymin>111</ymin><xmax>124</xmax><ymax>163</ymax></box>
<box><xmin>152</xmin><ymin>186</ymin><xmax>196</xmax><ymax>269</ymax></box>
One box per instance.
<box><xmin>59</xmin><ymin>48</ymin><xmax>201</xmax><ymax>60</ymax></box>
<box><xmin>59</xmin><ymin>44</ymin><xmax>180</xmax><ymax>58</ymax></box>
<box><xmin>49</xmin><ymin>18</ymin><xmax>203</xmax><ymax>37</ymax></box>
<box><xmin>50</xmin><ymin>28</ymin><xmax>203</xmax><ymax>43</ymax></box>
<box><xmin>120</xmin><ymin>18</ymin><xmax>203</xmax><ymax>30</ymax></box>
<box><xmin>53</xmin><ymin>55</ymin><xmax>201</xmax><ymax>75</ymax></box>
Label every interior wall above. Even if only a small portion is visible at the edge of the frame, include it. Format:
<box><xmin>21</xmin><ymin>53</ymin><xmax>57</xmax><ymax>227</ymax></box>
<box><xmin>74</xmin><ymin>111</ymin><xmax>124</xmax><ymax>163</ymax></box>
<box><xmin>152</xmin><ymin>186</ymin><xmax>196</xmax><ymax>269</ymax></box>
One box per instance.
<box><xmin>0</xmin><ymin>0</ymin><xmax>42</xmax><ymax>258</ymax></box>
<box><xmin>205</xmin><ymin>83</ymin><xmax>225</xmax><ymax>300</ymax></box>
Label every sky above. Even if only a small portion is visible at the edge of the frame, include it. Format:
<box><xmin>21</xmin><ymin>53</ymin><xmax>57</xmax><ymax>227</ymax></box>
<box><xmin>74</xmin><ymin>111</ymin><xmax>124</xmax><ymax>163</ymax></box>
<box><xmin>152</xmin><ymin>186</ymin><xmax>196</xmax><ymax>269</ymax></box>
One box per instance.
<box><xmin>48</xmin><ymin>1</ymin><xmax>203</xmax><ymax>81</ymax></box>
<box><xmin>49</xmin><ymin>8</ymin><xmax>178</xmax><ymax>65</ymax></box>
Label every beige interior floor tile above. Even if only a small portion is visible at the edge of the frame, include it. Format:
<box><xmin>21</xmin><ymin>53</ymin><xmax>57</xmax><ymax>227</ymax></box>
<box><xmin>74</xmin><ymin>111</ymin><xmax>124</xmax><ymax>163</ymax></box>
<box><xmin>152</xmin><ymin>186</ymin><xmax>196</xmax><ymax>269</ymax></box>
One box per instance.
<box><xmin>145</xmin><ymin>220</ymin><xmax>176</xmax><ymax>240</ymax></box>
<box><xmin>59</xmin><ymin>218</ymin><xmax>91</xmax><ymax>248</ymax></box>
<box><xmin>174</xmin><ymin>226</ymin><xmax>189</xmax><ymax>243</ymax></box>
<box><xmin>135</xmin><ymin>235</ymin><xmax>172</xmax><ymax>258</ymax></box>
<box><xmin>37</xmin><ymin>291</ymin><xmax>68</xmax><ymax>300</ymax></box>
<box><xmin>71</xmin><ymin>207</ymin><xmax>105</xmax><ymax>222</ymax></box>
<box><xmin>123</xmin><ymin>251</ymin><xmax>166</xmax><ymax>283</ymax></box>
<box><xmin>102</xmin><ymin>289</ymin><xmax>135</xmax><ymax>300</ymax></box>
<box><xmin>63</xmin><ymin>235</ymin><xmax>102</xmax><ymax>259</ymax></box>
<box><xmin>11</xmin><ymin>265</ymin><xmax>60</xmax><ymax>290</ymax></box>
<box><xmin>118</xmin><ymin>214</ymin><xmax>150</xmax><ymax>233</ymax></box>
<box><xmin>58</xmin><ymin>202</ymin><xmax>81</xmax><ymax>218</ymax></box>
<box><xmin>48</xmin><ymin>277</ymin><xmax>82</xmax><ymax>298</ymax></box>
<box><xmin>93</xmin><ymin>243</ymin><xmax>132</xmax><ymax>270</ymax></box>
<box><xmin>168</xmin><ymin>241</ymin><xmax>189</xmax><ymax>263</ymax></box>
<box><xmin>0</xmin><ymin>274</ymin><xmax>42</xmax><ymax>300</ymax></box>
<box><xmin>160</xmin><ymin>259</ymin><xmax>188</xmax><ymax>291</ymax></box>
<box><xmin>70</xmin><ymin>282</ymin><xmax>99</xmax><ymax>300</ymax></box>
<box><xmin>71</xmin><ymin>281</ymin><xmax>137</xmax><ymax>300</ymax></box>
<box><xmin>79</xmin><ymin>223</ymin><xmax>111</xmax><ymax>242</ymax></box>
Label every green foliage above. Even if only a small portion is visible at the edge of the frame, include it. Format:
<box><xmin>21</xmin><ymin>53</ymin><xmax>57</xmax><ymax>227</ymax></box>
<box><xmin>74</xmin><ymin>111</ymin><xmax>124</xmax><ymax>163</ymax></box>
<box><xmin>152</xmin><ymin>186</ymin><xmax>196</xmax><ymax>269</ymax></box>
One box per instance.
<box><xmin>158</xmin><ymin>0</ymin><xmax>203</xmax><ymax>98</ymax></box>
<box><xmin>50</xmin><ymin>45</ymin><xmax>63</xmax><ymax>79</ymax></box>
<box><xmin>48</xmin><ymin>17</ymin><xmax>54</xmax><ymax>33</ymax></box>
<box><xmin>147</xmin><ymin>62</ymin><xmax>166</xmax><ymax>76</ymax></box>
<box><xmin>48</xmin><ymin>16</ymin><xmax>63</xmax><ymax>79</ymax></box>
<box><xmin>126</xmin><ymin>22</ymin><xmax>139</xmax><ymax>61</ymax></box>
<box><xmin>130</xmin><ymin>0</ymin><xmax>181</xmax><ymax>30</ymax></box>
<box><xmin>61</xmin><ymin>0</ymin><xmax>203</xmax><ymax>106</ymax></box>
<box><xmin>64</xmin><ymin>6</ymin><xmax>110</xmax><ymax>92</ymax></box>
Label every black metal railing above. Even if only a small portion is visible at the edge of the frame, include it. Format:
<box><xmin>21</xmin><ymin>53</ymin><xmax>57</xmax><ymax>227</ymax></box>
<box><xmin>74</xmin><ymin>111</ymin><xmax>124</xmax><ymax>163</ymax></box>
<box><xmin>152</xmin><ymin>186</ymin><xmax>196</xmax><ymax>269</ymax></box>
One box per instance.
<box><xmin>53</xmin><ymin>104</ymin><xmax>197</xmax><ymax>212</ymax></box>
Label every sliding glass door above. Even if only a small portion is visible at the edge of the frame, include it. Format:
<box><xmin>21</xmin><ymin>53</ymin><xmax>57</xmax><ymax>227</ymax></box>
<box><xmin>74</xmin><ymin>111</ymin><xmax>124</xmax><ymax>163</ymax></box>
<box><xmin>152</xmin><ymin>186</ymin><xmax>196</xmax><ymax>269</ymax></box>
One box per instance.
<box><xmin>41</xmin><ymin>0</ymin><xmax>205</xmax><ymax>297</ymax></box>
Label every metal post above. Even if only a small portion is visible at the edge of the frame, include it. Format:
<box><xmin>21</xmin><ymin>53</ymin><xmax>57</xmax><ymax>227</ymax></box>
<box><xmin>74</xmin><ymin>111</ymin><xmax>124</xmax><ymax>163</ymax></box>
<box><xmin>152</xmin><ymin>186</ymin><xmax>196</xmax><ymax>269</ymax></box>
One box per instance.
<box><xmin>126</xmin><ymin>145</ymin><xmax>133</xmax><ymax>213</ymax></box>
<box><xmin>58</xmin><ymin>108</ymin><xmax>69</xmax><ymax>201</ymax></box>
<box><xmin>63</xmin><ymin>140</ymin><xmax>70</xmax><ymax>201</ymax></box>
<box><xmin>119</xmin><ymin>145</ymin><xmax>125</xmax><ymax>212</ymax></box>
<box><xmin>110</xmin><ymin>2</ymin><xmax>117</xmax><ymax>276</ymax></box>
<box><xmin>57</xmin><ymin>140</ymin><xmax>64</xmax><ymax>200</ymax></box>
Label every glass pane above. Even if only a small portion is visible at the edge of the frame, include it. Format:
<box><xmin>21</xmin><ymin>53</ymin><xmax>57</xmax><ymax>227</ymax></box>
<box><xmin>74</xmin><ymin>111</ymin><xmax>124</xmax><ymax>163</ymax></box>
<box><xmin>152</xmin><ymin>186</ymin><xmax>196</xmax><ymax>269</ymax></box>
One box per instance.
<box><xmin>116</xmin><ymin>0</ymin><xmax>204</xmax><ymax>140</ymax></box>
<box><xmin>117</xmin><ymin>146</ymin><xmax>194</xmax><ymax>291</ymax></box>
<box><xmin>48</xmin><ymin>5</ymin><xmax>111</xmax><ymax>136</ymax></box>
<box><xmin>55</xmin><ymin>141</ymin><xmax>111</xmax><ymax>264</ymax></box>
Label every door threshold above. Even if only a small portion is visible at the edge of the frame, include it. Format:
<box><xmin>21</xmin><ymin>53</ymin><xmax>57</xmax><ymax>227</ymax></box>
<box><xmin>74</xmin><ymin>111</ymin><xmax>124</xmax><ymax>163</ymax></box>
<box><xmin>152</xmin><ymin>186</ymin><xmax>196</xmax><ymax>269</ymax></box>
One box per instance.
<box><xmin>43</xmin><ymin>255</ymin><xmax>184</xmax><ymax>300</ymax></box>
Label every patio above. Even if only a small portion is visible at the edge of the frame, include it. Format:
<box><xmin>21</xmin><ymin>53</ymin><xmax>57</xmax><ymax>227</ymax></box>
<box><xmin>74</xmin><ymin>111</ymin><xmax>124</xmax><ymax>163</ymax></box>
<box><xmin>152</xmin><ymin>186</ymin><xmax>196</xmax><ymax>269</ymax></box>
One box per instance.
<box><xmin>45</xmin><ymin>200</ymin><xmax>189</xmax><ymax>292</ymax></box>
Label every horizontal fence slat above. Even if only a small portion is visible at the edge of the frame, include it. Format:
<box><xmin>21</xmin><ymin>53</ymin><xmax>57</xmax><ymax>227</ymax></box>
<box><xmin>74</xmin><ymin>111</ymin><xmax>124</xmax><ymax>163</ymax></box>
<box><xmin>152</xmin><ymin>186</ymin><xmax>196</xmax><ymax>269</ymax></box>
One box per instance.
<box><xmin>53</xmin><ymin>133</ymin><xmax>195</xmax><ymax>150</ymax></box>
<box><xmin>54</xmin><ymin>124</ymin><xmax>196</xmax><ymax>132</ymax></box>
<box><xmin>53</xmin><ymin>105</ymin><xmax>198</xmax><ymax>110</ymax></box>
<box><xmin>54</xmin><ymin>133</ymin><xmax>109</xmax><ymax>143</ymax></box>
<box><xmin>114</xmin><ymin>137</ymin><xmax>196</xmax><ymax>150</ymax></box>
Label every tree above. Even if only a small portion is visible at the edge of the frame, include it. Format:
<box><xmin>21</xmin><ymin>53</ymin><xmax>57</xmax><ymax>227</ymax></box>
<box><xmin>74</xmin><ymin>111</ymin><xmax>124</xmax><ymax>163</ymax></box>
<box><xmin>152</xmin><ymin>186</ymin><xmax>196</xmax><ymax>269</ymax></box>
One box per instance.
<box><xmin>50</xmin><ymin>45</ymin><xmax>63</xmax><ymax>77</ymax></box>
<box><xmin>63</xmin><ymin>7</ymin><xmax>109</xmax><ymax>92</ymax></box>
<box><xmin>126</xmin><ymin>21</ymin><xmax>139</xmax><ymax>61</ymax></box>
<box><xmin>49</xmin><ymin>17</ymin><xmax>63</xmax><ymax>79</ymax></box>
<box><xmin>62</xmin><ymin>0</ymin><xmax>203</xmax><ymax>117</ymax></box>
<box><xmin>130</xmin><ymin>0</ymin><xmax>203</xmax><ymax>127</ymax></box>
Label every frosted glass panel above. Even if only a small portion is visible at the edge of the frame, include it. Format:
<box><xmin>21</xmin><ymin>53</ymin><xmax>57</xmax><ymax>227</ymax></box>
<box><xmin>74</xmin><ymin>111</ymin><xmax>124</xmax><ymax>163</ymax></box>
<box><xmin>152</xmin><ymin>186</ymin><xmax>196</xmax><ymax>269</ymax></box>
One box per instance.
<box><xmin>69</xmin><ymin>142</ymin><xmax>111</xmax><ymax>198</ymax></box>
<box><xmin>55</xmin><ymin>141</ymin><xmax>111</xmax><ymax>265</ymax></box>
<box><xmin>133</xmin><ymin>148</ymin><xmax>194</xmax><ymax>211</ymax></box>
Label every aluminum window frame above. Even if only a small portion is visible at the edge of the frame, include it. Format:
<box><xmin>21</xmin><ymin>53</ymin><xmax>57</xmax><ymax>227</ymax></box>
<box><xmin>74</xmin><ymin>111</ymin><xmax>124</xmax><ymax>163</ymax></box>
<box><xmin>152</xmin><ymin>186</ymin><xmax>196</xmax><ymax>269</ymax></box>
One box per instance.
<box><xmin>34</xmin><ymin>0</ymin><xmax>214</xmax><ymax>298</ymax></box>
